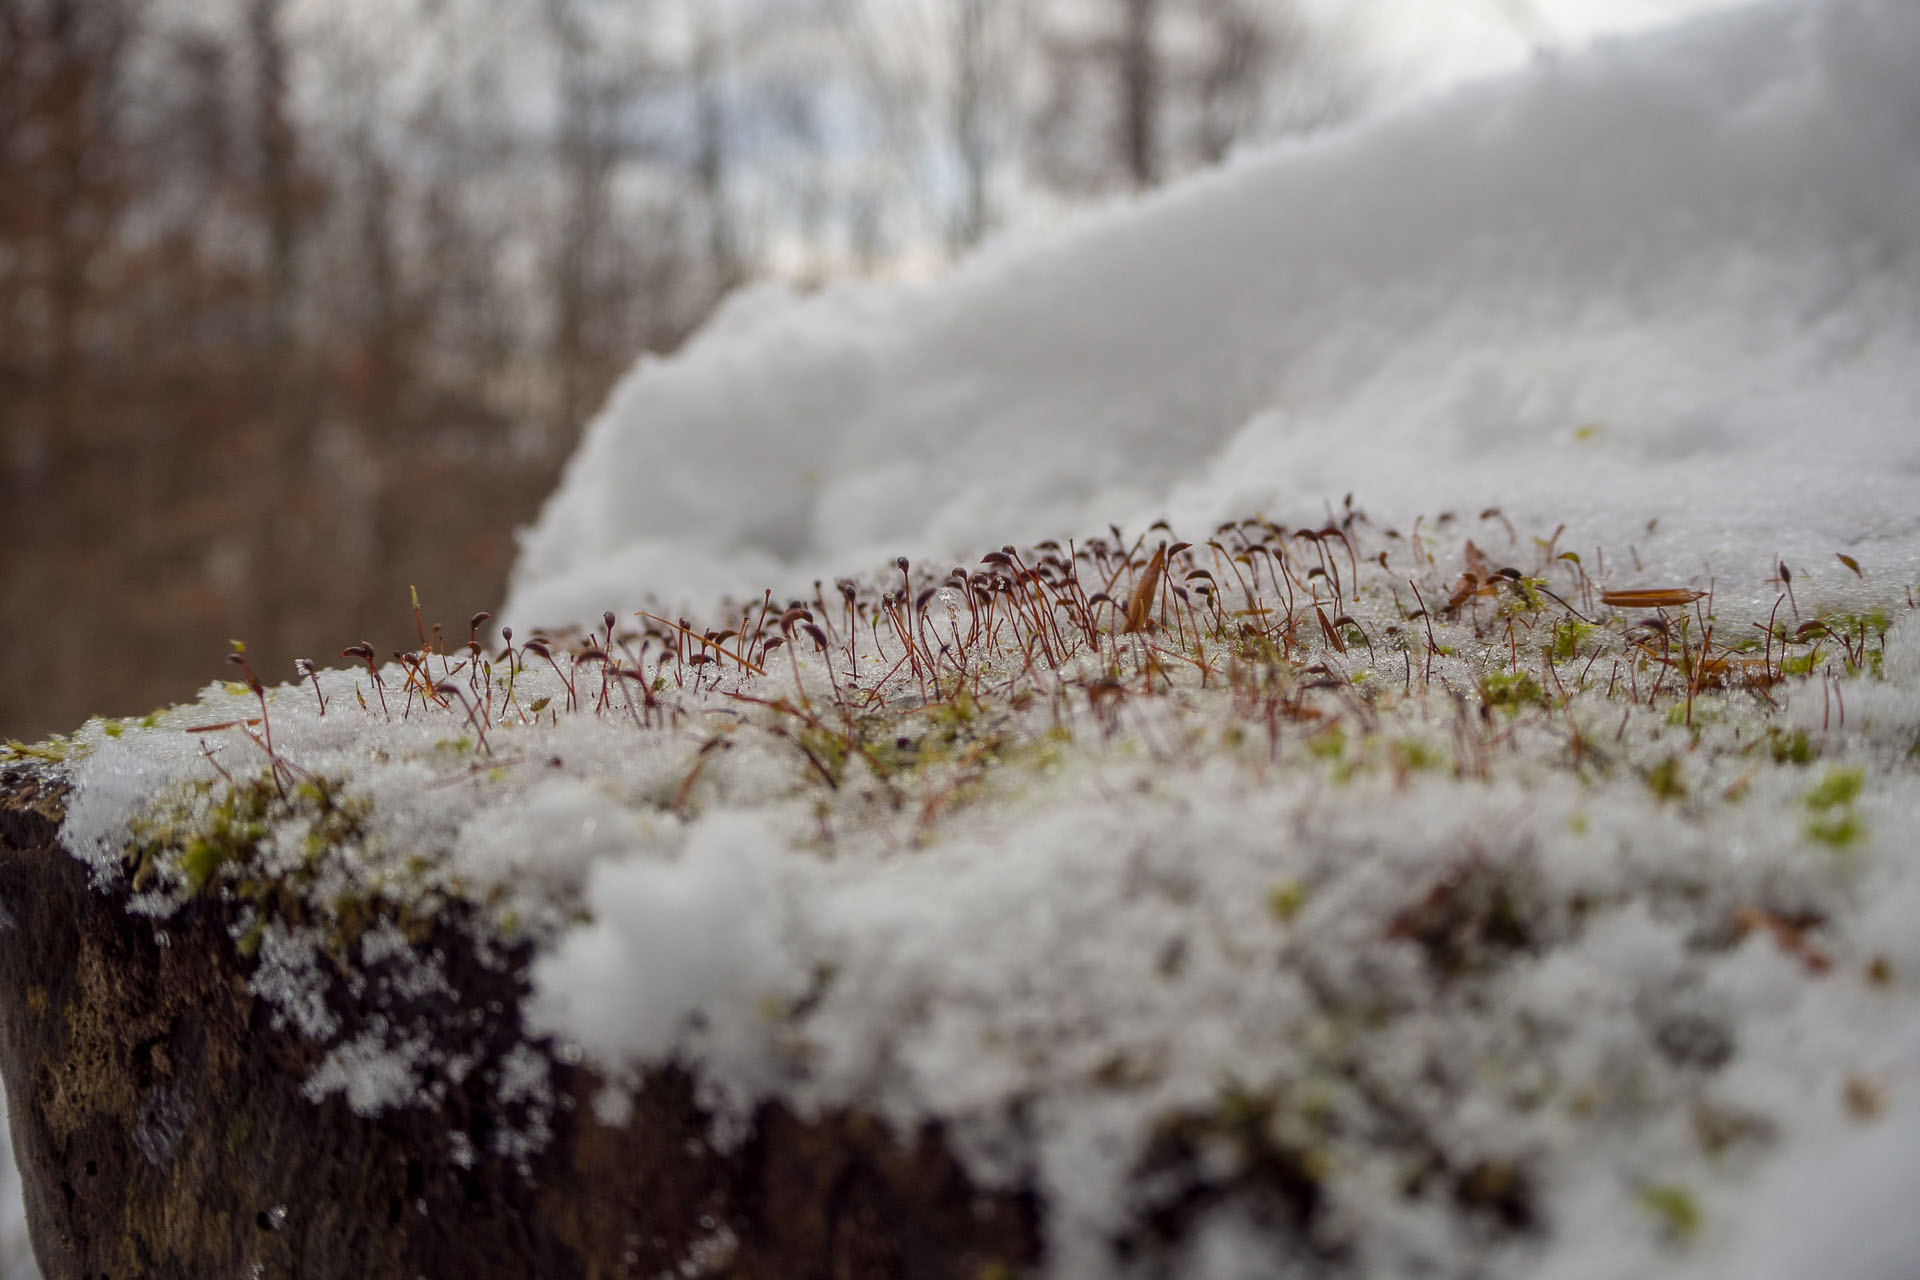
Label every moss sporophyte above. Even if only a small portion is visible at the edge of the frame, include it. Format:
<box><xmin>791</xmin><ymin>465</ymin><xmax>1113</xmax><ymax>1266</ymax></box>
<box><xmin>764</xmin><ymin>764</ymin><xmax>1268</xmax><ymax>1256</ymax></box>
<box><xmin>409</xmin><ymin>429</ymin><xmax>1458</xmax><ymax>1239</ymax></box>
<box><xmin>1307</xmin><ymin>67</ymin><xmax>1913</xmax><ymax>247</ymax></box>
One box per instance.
<box><xmin>85</xmin><ymin>516</ymin><xmax>1900</xmax><ymax>930</ymax></box>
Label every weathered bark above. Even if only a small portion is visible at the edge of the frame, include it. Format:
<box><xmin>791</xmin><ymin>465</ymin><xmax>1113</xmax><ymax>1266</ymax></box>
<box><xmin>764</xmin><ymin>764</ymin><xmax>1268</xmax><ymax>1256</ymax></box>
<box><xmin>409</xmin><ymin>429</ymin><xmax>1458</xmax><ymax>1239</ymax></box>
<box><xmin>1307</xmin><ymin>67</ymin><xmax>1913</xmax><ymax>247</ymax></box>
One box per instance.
<box><xmin>0</xmin><ymin>764</ymin><xmax>1040</xmax><ymax>1279</ymax></box>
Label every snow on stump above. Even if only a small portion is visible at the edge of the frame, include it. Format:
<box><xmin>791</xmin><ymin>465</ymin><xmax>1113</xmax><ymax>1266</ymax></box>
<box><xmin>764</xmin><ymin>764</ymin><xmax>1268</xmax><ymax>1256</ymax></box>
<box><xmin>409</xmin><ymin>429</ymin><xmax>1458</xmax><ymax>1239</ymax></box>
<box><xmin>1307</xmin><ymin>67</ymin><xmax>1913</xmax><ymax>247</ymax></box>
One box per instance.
<box><xmin>0</xmin><ymin>764</ymin><xmax>1038</xmax><ymax>1279</ymax></box>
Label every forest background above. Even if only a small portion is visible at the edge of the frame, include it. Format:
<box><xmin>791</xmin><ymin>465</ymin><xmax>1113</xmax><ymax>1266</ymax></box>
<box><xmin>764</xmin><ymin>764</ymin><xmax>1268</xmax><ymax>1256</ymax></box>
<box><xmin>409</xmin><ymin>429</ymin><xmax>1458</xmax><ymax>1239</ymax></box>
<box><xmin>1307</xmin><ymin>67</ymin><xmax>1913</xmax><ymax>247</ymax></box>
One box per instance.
<box><xmin>0</xmin><ymin>0</ymin><xmax>1709</xmax><ymax>742</ymax></box>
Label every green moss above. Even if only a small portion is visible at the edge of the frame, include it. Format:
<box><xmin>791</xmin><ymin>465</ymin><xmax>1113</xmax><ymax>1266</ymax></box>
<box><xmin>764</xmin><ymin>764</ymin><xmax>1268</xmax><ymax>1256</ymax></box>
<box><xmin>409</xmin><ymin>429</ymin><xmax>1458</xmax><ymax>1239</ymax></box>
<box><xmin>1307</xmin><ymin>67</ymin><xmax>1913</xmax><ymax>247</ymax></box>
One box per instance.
<box><xmin>179</xmin><ymin>838</ymin><xmax>231</xmax><ymax>893</ymax></box>
<box><xmin>796</xmin><ymin>723</ymin><xmax>853</xmax><ymax>784</ymax></box>
<box><xmin>1805</xmin><ymin>767</ymin><xmax>1864</xmax><ymax>811</ymax></box>
<box><xmin>126</xmin><ymin>772</ymin><xmax>370</xmax><ymax>918</ymax></box>
<box><xmin>1637</xmin><ymin>1183</ymin><xmax>1701</xmax><ymax>1241</ymax></box>
<box><xmin>2</xmin><ymin>734</ymin><xmax>84</xmax><ymax>763</ymax></box>
<box><xmin>1268</xmin><ymin>880</ymin><xmax>1308</xmax><ymax>923</ymax></box>
<box><xmin>1481</xmin><ymin>671</ymin><xmax>1545</xmax><ymax>712</ymax></box>
<box><xmin>235</xmin><ymin>918</ymin><xmax>268</xmax><ymax>959</ymax></box>
<box><xmin>1390</xmin><ymin>738</ymin><xmax>1445</xmax><ymax>773</ymax></box>
<box><xmin>1807</xmin><ymin>814</ymin><xmax>1864</xmax><ymax>848</ymax></box>
<box><xmin>1552</xmin><ymin>620</ymin><xmax>1598</xmax><ymax>662</ymax></box>
<box><xmin>1498</xmin><ymin>576</ymin><xmax>1549</xmax><ymax>615</ymax></box>
<box><xmin>1767</xmin><ymin>727</ymin><xmax>1817</xmax><ymax>766</ymax></box>
<box><xmin>1643</xmin><ymin>755</ymin><xmax>1687</xmax><ymax>802</ymax></box>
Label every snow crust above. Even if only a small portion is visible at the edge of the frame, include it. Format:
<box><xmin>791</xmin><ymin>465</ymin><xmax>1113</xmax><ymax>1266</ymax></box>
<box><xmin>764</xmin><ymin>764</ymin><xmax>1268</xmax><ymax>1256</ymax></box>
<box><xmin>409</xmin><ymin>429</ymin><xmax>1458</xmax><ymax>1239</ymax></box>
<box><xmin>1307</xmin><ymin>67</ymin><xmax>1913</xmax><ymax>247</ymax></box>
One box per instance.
<box><xmin>11</xmin><ymin>1</ymin><xmax>1920</xmax><ymax>1277</ymax></box>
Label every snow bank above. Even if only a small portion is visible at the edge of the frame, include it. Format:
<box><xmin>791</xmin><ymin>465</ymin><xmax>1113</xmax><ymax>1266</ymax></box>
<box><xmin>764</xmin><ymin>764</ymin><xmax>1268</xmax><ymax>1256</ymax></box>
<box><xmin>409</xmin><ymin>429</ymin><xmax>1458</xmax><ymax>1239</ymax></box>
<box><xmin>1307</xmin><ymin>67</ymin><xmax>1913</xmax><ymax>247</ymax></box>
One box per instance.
<box><xmin>504</xmin><ymin>0</ymin><xmax>1920</xmax><ymax>633</ymax></box>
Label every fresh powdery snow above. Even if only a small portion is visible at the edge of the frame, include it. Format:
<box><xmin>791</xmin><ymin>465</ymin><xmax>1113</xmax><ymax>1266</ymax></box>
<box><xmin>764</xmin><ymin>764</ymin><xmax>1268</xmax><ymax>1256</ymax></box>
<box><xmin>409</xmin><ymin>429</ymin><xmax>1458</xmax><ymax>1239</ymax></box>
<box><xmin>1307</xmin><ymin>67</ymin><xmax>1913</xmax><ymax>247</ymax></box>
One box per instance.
<box><xmin>502</xmin><ymin>0</ymin><xmax>1920</xmax><ymax>629</ymax></box>
<box><xmin>10</xmin><ymin>0</ymin><xmax>1920</xmax><ymax>1277</ymax></box>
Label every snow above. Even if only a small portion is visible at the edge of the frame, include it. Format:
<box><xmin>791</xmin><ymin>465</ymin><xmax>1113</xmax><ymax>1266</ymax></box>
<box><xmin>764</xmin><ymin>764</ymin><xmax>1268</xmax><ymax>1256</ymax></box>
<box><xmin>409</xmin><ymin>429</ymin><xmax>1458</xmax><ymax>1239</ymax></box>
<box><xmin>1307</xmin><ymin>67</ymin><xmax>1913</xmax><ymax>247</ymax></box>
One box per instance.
<box><xmin>502</xmin><ymin>0</ymin><xmax>1920</xmax><ymax>633</ymax></box>
<box><xmin>10</xmin><ymin>0</ymin><xmax>1920</xmax><ymax>1277</ymax></box>
<box><xmin>525</xmin><ymin>810</ymin><xmax>805</xmax><ymax>1104</ymax></box>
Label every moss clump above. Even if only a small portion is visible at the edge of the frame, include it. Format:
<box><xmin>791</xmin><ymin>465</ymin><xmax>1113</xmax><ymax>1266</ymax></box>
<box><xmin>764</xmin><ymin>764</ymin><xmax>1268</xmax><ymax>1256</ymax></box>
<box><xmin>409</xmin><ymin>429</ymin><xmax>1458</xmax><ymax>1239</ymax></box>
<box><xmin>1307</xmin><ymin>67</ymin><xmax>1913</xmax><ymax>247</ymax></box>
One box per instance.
<box><xmin>2</xmin><ymin>734</ymin><xmax>84</xmax><ymax>763</ymax></box>
<box><xmin>1268</xmin><ymin>880</ymin><xmax>1308</xmax><ymax>923</ymax></box>
<box><xmin>1807</xmin><ymin>813</ymin><xmax>1864</xmax><ymax>849</ymax></box>
<box><xmin>1481</xmin><ymin>671</ymin><xmax>1545</xmax><ymax>713</ymax></box>
<box><xmin>1551</xmin><ymin>620</ymin><xmax>1599</xmax><ymax>662</ymax></box>
<box><xmin>1643</xmin><ymin>755</ymin><xmax>1687</xmax><ymax>802</ymax></box>
<box><xmin>1767</xmin><ymin>727</ymin><xmax>1817</xmax><ymax>766</ymax></box>
<box><xmin>1803</xmin><ymin>767</ymin><xmax>1866</xmax><ymax>848</ymax></box>
<box><xmin>126</xmin><ymin>773</ymin><xmax>369</xmax><ymax>904</ymax></box>
<box><xmin>1390</xmin><ymin>738</ymin><xmax>1446</xmax><ymax>774</ymax></box>
<box><xmin>1637</xmin><ymin>1183</ymin><xmax>1701</xmax><ymax>1241</ymax></box>
<box><xmin>1804</xmin><ymin>768</ymin><xmax>1863</xmax><ymax>811</ymax></box>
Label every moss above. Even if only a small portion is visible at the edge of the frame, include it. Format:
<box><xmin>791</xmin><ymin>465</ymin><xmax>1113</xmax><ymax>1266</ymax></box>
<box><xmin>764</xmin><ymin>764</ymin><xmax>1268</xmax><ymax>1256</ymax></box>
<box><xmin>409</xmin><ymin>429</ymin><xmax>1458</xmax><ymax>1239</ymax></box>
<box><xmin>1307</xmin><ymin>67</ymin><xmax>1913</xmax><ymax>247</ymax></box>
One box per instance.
<box><xmin>1498</xmin><ymin>576</ymin><xmax>1549</xmax><ymax>615</ymax></box>
<box><xmin>2</xmin><ymin>734</ymin><xmax>85</xmax><ymax>763</ymax></box>
<box><xmin>126</xmin><ymin>772</ymin><xmax>372</xmax><ymax>928</ymax></box>
<box><xmin>1268</xmin><ymin>880</ymin><xmax>1308</xmax><ymax>923</ymax></box>
<box><xmin>1799</xmin><ymin>767</ymin><xmax>1867</xmax><ymax>848</ymax></box>
<box><xmin>235</xmin><ymin>918</ymin><xmax>268</xmax><ymax>959</ymax></box>
<box><xmin>1806</xmin><ymin>813</ymin><xmax>1864</xmax><ymax>849</ymax></box>
<box><xmin>1643</xmin><ymin>754</ymin><xmax>1687</xmax><ymax>802</ymax></box>
<box><xmin>1551</xmin><ymin>619</ymin><xmax>1598</xmax><ymax>662</ymax></box>
<box><xmin>1481</xmin><ymin>671</ymin><xmax>1545</xmax><ymax>713</ymax></box>
<box><xmin>1804</xmin><ymin>767</ymin><xmax>1863</xmax><ymax>811</ymax></box>
<box><xmin>1390</xmin><ymin>738</ymin><xmax>1445</xmax><ymax>773</ymax></box>
<box><xmin>1636</xmin><ymin>1183</ymin><xmax>1701</xmax><ymax>1241</ymax></box>
<box><xmin>1767</xmin><ymin>727</ymin><xmax>1817</xmax><ymax>766</ymax></box>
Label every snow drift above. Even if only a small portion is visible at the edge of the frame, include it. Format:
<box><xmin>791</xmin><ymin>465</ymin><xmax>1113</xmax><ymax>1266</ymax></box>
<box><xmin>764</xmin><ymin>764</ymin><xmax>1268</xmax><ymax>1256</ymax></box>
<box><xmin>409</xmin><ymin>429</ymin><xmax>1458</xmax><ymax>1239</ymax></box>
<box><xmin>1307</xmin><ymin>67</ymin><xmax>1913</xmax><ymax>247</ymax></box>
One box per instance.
<box><xmin>504</xmin><ymin>0</ymin><xmax>1920</xmax><ymax>633</ymax></box>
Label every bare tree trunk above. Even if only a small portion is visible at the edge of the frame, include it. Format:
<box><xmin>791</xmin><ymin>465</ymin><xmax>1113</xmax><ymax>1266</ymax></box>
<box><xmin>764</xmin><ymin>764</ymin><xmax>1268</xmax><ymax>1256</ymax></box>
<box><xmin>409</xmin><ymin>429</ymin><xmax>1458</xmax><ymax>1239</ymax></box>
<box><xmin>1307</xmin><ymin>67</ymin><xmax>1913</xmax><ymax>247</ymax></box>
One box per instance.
<box><xmin>691</xmin><ymin>10</ymin><xmax>740</xmax><ymax>292</ymax></box>
<box><xmin>247</xmin><ymin>0</ymin><xmax>307</xmax><ymax>649</ymax></box>
<box><xmin>1119</xmin><ymin>0</ymin><xmax>1158</xmax><ymax>188</ymax></box>
<box><xmin>950</xmin><ymin>0</ymin><xmax>990</xmax><ymax>250</ymax></box>
<box><xmin>250</xmin><ymin>0</ymin><xmax>297</xmax><ymax>363</ymax></box>
<box><xmin>544</xmin><ymin>0</ymin><xmax>606</xmax><ymax>441</ymax></box>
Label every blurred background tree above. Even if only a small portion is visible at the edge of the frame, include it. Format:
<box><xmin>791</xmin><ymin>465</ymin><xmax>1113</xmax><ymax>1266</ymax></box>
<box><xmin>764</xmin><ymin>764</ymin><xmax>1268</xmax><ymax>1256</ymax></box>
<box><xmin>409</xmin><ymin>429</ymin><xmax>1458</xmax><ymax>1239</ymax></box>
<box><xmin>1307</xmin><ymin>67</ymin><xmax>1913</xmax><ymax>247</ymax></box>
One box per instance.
<box><xmin>0</xmin><ymin>0</ymin><xmax>1615</xmax><ymax>740</ymax></box>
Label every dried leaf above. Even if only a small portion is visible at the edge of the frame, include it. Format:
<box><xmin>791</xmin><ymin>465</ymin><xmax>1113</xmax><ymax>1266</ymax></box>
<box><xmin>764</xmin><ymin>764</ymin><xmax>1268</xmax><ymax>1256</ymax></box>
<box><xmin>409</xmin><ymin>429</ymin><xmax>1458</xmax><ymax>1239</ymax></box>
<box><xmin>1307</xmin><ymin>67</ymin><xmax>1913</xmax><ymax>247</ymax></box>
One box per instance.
<box><xmin>185</xmin><ymin>719</ymin><xmax>260</xmax><ymax>734</ymax></box>
<box><xmin>1122</xmin><ymin>546</ymin><xmax>1167</xmax><ymax>634</ymax></box>
<box><xmin>1315</xmin><ymin>606</ymin><xmax>1348</xmax><ymax>654</ymax></box>
<box><xmin>1732</xmin><ymin>905</ymin><xmax>1831</xmax><ymax>974</ymax></box>
<box><xmin>1444</xmin><ymin>573</ymin><xmax>1491</xmax><ymax>616</ymax></box>
<box><xmin>1600</xmin><ymin>588</ymin><xmax>1707</xmax><ymax>609</ymax></box>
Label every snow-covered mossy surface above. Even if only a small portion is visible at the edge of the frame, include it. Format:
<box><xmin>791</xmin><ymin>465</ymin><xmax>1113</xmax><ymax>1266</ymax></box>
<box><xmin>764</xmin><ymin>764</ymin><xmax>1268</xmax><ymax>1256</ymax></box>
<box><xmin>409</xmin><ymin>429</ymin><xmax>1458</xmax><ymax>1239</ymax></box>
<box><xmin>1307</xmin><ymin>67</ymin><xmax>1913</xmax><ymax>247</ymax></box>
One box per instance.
<box><xmin>13</xmin><ymin>505</ymin><xmax>1920</xmax><ymax>1278</ymax></box>
<box><xmin>0</xmin><ymin>759</ymin><xmax>1040</xmax><ymax>1279</ymax></box>
<box><xmin>10</xmin><ymin>0</ymin><xmax>1920</xmax><ymax>1272</ymax></box>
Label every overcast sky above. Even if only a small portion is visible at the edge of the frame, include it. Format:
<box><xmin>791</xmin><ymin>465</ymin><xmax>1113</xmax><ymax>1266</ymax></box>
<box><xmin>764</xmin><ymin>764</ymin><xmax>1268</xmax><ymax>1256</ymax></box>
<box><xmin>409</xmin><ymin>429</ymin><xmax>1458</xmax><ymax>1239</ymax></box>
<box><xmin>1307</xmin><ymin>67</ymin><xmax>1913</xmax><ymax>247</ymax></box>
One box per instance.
<box><xmin>1356</xmin><ymin>0</ymin><xmax>1755</xmax><ymax>84</ymax></box>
